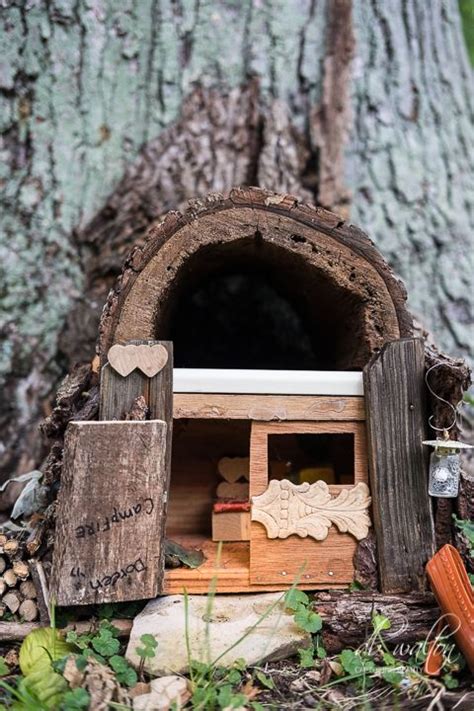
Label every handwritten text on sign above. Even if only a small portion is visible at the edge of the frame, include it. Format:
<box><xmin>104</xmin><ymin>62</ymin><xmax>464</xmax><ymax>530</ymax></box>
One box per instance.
<box><xmin>75</xmin><ymin>498</ymin><xmax>155</xmax><ymax>539</ymax></box>
<box><xmin>50</xmin><ymin>420</ymin><xmax>168</xmax><ymax>605</ymax></box>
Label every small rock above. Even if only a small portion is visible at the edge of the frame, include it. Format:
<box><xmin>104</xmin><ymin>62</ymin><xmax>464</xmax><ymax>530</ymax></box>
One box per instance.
<box><xmin>133</xmin><ymin>676</ymin><xmax>188</xmax><ymax>711</ymax></box>
<box><xmin>151</xmin><ymin>675</ymin><xmax>188</xmax><ymax>701</ymax></box>
<box><xmin>129</xmin><ymin>682</ymin><xmax>151</xmax><ymax>698</ymax></box>
<box><xmin>126</xmin><ymin>593</ymin><xmax>311</xmax><ymax>675</ymax></box>
<box><xmin>133</xmin><ymin>693</ymin><xmax>157</xmax><ymax>711</ymax></box>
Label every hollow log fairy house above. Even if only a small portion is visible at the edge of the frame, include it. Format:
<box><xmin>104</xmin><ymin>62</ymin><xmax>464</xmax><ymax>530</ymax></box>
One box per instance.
<box><xmin>29</xmin><ymin>187</ymin><xmax>471</xmax><ymax>608</ymax></box>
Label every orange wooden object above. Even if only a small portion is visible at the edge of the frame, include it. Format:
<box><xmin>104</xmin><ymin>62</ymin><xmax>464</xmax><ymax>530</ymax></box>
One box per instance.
<box><xmin>425</xmin><ymin>544</ymin><xmax>474</xmax><ymax>674</ymax></box>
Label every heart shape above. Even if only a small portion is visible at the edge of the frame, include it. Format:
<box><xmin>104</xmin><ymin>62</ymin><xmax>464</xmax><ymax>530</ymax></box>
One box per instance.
<box><xmin>217</xmin><ymin>457</ymin><xmax>250</xmax><ymax>483</ymax></box>
<box><xmin>108</xmin><ymin>343</ymin><xmax>169</xmax><ymax>378</ymax></box>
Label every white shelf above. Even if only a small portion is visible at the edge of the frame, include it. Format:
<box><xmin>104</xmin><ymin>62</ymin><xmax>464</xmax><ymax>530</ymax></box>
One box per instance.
<box><xmin>173</xmin><ymin>369</ymin><xmax>363</xmax><ymax>396</ymax></box>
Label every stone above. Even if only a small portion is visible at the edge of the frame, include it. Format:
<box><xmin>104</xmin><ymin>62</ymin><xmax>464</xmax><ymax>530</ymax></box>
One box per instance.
<box><xmin>133</xmin><ymin>675</ymin><xmax>188</xmax><ymax>711</ymax></box>
<box><xmin>126</xmin><ymin>593</ymin><xmax>311</xmax><ymax>675</ymax></box>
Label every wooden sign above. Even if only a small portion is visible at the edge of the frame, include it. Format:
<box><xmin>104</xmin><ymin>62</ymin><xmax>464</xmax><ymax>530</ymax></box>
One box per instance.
<box><xmin>50</xmin><ymin>420</ymin><xmax>168</xmax><ymax>606</ymax></box>
<box><xmin>364</xmin><ymin>338</ymin><xmax>436</xmax><ymax>594</ymax></box>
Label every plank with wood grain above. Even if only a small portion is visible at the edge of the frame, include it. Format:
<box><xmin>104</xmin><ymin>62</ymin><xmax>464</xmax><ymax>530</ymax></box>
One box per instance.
<box><xmin>100</xmin><ymin>340</ymin><xmax>173</xmax><ymax>565</ymax></box>
<box><xmin>363</xmin><ymin>338</ymin><xmax>435</xmax><ymax>593</ymax></box>
<box><xmin>173</xmin><ymin>394</ymin><xmax>365</xmax><ymax>421</ymax></box>
<box><xmin>50</xmin><ymin>420</ymin><xmax>168</xmax><ymax>605</ymax></box>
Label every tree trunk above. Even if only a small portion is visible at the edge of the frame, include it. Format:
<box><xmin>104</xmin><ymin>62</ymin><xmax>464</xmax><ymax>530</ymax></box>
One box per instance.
<box><xmin>0</xmin><ymin>0</ymin><xmax>472</xmax><ymax>481</ymax></box>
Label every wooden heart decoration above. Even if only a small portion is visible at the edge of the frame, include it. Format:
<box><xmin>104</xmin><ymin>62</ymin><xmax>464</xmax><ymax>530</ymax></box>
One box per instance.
<box><xmin>217</xmin><ymin>457</ymin><xmax>250</xmax><ymax>483</ymax></box>
<box><xmin>108</xmin><ymin>344</ymin><xmax>168</xmax><ymax>378</ymax></box>
<box><xmin>137</xmin><ymin>344</ymin><xmax>169</xmax><ymax>377</ymax></box>
<box><xmin>108</xmin><ymin>344</ymin><xmax>137</xmax><ymax>377</ymax></box>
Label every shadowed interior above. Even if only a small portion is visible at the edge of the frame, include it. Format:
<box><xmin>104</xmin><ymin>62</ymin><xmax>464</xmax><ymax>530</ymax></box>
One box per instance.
<box><xmin>160</xmin><ymin>238</ymin><xmax>368</xmax><ymax>370</ymax></box>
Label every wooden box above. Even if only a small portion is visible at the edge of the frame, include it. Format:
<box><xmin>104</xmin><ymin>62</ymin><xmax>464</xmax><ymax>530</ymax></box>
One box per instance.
<box><xmin>163</xmin><ymin>370</ymin><xmax>371</xmax><ymax>594</ymax></box>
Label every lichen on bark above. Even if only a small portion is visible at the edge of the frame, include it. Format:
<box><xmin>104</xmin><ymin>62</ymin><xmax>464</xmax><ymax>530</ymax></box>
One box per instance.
<box><xmin>0</xmin><ymin>0</ymin><xmax>472</xmax><ymax>479</ymax></box>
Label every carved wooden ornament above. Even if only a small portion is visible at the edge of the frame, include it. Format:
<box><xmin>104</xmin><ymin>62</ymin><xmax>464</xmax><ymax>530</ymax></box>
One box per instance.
<box><xmin>251</xmin><ymin>480</ymin><xmax>371</xmax><ymax>542</ymax></box>
<box><xmin>108</xmin><ymin>343</ymin><xmax>168</xmax><ymax>378</ymax></box>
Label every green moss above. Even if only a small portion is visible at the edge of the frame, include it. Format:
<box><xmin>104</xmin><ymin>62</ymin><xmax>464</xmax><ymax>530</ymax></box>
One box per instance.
<box><xmin>459</xmin><ymin>0</ymin><xmax>474</xmax><ymax>65</ymax></box>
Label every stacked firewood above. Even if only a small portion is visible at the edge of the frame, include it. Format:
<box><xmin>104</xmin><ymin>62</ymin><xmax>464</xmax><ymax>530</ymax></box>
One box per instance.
<box><xmin>0</xmin><ymin>533</ymin><xmax>38</xmax><ymax>622</ymax></box>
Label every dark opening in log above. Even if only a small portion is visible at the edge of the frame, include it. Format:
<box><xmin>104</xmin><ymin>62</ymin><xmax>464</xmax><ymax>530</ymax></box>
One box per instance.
<box><xmin>99</xmin><ymin>188</ymin><xmax>413</xmax><ymax>370</ymax></box>
<box><xmin>167</xmin><ymin>240</ymin><xmax>367</xmax><ymax>369</ymax></box>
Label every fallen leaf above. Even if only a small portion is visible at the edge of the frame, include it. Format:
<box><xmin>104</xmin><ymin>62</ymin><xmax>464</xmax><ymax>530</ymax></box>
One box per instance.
<box><xmin>164</xmin><ymin>539</ymin><xmax>206</xmax><ymax>568</ymax></box>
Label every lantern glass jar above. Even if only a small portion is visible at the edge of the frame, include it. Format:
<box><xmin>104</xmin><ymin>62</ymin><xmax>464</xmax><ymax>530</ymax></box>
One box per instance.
<box><xmin>427</xmin><ymin>447</ymin><xmax>460</xmax><ymax>498</ymax></box>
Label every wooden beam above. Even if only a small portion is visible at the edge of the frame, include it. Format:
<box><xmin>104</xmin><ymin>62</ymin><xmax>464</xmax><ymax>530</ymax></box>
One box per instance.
<box><xmin>173</xmin><ymin>394</ymin><xmax>365</xmax><ymax>421</ymax></box>
<box><xmin>364</xmin><ymin>338</ymin><xmax>435</xmax><ymax>593</ymax></box>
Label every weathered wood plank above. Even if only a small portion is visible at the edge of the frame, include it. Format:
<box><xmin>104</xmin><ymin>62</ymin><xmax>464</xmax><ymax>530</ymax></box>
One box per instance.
<box><xmin>173</xmin><ymin>394</ymin><xmax>365</xmax><ymax>421</ymax></box>
<box><xmin>99</xmin><ymin>367</ymin><xmax>148</xmax><ymax>420</ymax></box>
<box><xmin>50</xmin><ymin>420</ymin><xmax>168</xmax><ymax>605</ymax></box>
<box><xmin>99</xmin><ymin>341</ymin><xmax>173</xmax><ymax>570</ymax></box>
<box><xmin>363</xmin><ymin>338</ymin><xmax>435</xmax><ymax>593</ymax></box>
<box><xmin>99</xmin><ymin>340</ymin><xmax>173</xmax><ymax>422</ymax></box>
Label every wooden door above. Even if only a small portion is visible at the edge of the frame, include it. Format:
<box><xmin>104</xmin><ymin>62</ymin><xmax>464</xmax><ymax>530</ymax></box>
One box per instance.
<box><xmin>249</xmin><ymin>421</ymin><xmax>370</xmax><ymax>587</ymax></box>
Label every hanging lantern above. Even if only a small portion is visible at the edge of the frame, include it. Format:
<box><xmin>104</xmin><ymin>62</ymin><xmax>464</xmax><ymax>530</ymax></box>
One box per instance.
<box><xmin>423</xmin><ymin>433</ymin><xmax>472</xmax><ymax>498</ymax></box>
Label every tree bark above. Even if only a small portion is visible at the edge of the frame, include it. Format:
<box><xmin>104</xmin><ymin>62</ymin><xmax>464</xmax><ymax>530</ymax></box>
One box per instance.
<box><xmin>314</xmin><ymin>590</ymin><xmax>440</xmax><ymax>653</ymax></box>
<box><xmin>0</xmin><ymin>0</ymin><xmax>472</xmax><ymax>481</ymax></box>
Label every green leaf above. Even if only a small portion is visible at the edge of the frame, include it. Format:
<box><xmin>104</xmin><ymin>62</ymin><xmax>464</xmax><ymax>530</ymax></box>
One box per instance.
<box><xmin>340</xmin><ymin>649</ymin><xmax>368</xmax><ymax>676</ymax></box>
<box><xmin>97</xmin><ymin>604</ymin><xmax>116</xmax><ymax>620</ymax></box>
<box><xmin>109</xmin><ymin>655</ymin><xmax>127</xmax><ymax>673</ymax></box>
<box><xmin>381</xmin><ymin>668</ymin><xmax>404</xmax><ymax>686</ymax></box>
<box><xmin>232</xmin><ymin>658</ymin><xmax>247</xmax><ymax>671</ymax></box>
<box><xmin>91</xmin><ymin>631</ymin><xmax>120</xmax><ymax>658</ymax></box>
<box><xmin>226</xmin><ymin>669</ymin><xmax>242</xmax><ymax>685</ymax></box>
<box><xmin>316</xmin><ymin>643</ymin><xmax>327</xmax><ymax>660</ymax></box>
<box><xmin>135</xmin><ymin>633</ymin><xmax>158</xmax><ymax>660</ymax></box>
<box><xmin>75</xmin><ymin>655</ymin><xmax>87</xmax><ymax>672</ymax></box>
<box><xmin>165</xmin><ymin>539</ymin><xmax>206</xmax><ymax>568</ymax></box>
<box><xmin>140</xmin><ymin>633</ymin><xmax>158</xmax><ymax>649</ymax></box>
<box><xmin>98</xmin><ymin>621</ymin><xmax>120</xmax><ymax>638</ymax></box>
<box><xmin>294</xmin><ymin>608</ymin><xmax>322</xmax><ymax>633</ymax></box>
<box><xmin>0</xmin><ymin>657</ymin><xmax>9</xmax><ymax>676</ymax></box>
<box><xmin>135</xmin><ymin>646</ymin><xmax>155</xmax><ymax>660</ymax></box>
<box><xmin>217</xmin><ymin>684</ymin><xmax>246</xmax><ymax>709</ymax></box>
<box><xmin>453</xmin><ymin>515</ymin><xmax>474</xmax><ymax>547</ymax></box>
<box><xmin>192</xmin><ymin>682</ymin><xmax>217</xmax><ymax>708</ymax></box>
<box><xmin>298</xmin><ymin>647</ymin><xmax>315</xmax><ymax>669</ymax></box>
<box><xmin>443</xmin><ymin>673</ymin><xmax>459</xmax><ymax>689</ymax></box>
<box><xmin>190</xmin><ymin>660</ymin><xmax>209</xmax><ymax>678</ymax></box>
<box><xmin>284</xmin><ymin>589</ymin><xmax>310</xmax><ymax>611</ymax></box>
<box><xmin>19</xmin><ymin>628</ymin><xmax>75</xmax><ymax>676</ymax></box>
<box><xmin>382</xmin><ymin>652</ymin><xmax>397</xmax><ymax>666</ymax></box>
<box><xmin>255</xmin><ymin>670</ymin><xmax>274</xmax><ymax>689</ymax></box>
<box><xmin>60</xmin><ymin>687</ymin><xmax>91</xmax><ymax>710</ymax></box>
<box><xmin>19</xmin><ymin>669</ymin><xmax>68</xmax><ymax>710</ymax></box>
<box><xmin>372</xmin><ymin>613</ymin><xmax>391</xmax><ymax>633</ymax></box>
<box><xmin>117</xmin><ymin>666</ymin><xmax>138</xmax><ymax>687</ymax></box>
<box><xmin>109</xmin><ymin>655</ymin><xmax>138</xmax><ymax>687</ymax></box>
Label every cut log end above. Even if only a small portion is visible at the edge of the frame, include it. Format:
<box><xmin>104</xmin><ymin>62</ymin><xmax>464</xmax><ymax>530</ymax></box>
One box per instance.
<box><xmin>18</xmin><ymin>599</ymin><xmax>38</xmax><ymax>622</ymax></box>
<box><xmin>19</xmin><ymin>580</ymin><xmax>37</xmax><ymax>600</ymax></box>
<box><xmin>12</xmin><ymin>561</ymin><xmax>30</xmax><ymax>581</ymax></box>
<box><xmin>3</xmin><ymin>591</ymin><xmax>21</xmax><ymax>614</ymax></box>
<box><xmin>3</xmin><ymin>569</ymin><xmax>18</xmax><ymax>588</ymax></box>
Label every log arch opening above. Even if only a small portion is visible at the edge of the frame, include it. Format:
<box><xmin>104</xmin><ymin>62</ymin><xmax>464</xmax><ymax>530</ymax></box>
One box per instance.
<box><xmin>161</xmin><ymin>238</ymin><xmax>368</xmax><ymax>370</ymax></box>
<box><xmin>99</xmin><ymin>188</ymin><xmax>413</xmax><ymax>371</ymax></box>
